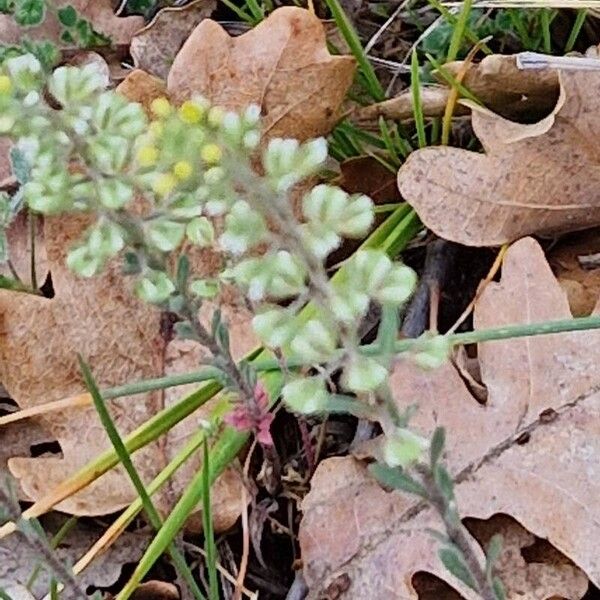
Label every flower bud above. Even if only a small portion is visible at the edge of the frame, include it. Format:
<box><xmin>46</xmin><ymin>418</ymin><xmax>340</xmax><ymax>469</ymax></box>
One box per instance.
<box><xmin>186</xmin><ymin>216</ymin><xmax>214</xmax><ymax>247</ymax></box>
<box><xmin>147</xmin><ymin>219</ymin><xmax>185</xmax><ymax>252</ymax></box>
<box><xmin>375</xmin><ymin>264</ymin><xmax>417</xmax><ymax>305</ymax></box>
<box><xmin>282</xmin><ymin>377</ymin><xmax>331</xmax><ymax>414</ymax></box>
<box><xmin>337</xmin><ymin>194</ymin><xmax>374</xmax><ymax>238</ymax></box>
<box><xmin>290</xmin><ymin>318</ymin><xmax>337</xmax><ymax>363</ymax></box>
<box><xmin>343</xmin><ymin>356</ymin><xmax>388</xmax><ymax>393</ymax></box>
<box><xmin>219</xmin><ymin>200</ymin><xmax>265</xmax><ymax>255</ymax></box>
<box><xmin>413</xmin><ymin>335</ymin><xmax>451</xmax><ymax>370</ymax></box>
<box><xmin>252</xmin><ymin>308</ymin><xmax>296</xmax><ymax>348</ymax></box>
<box><xmin>382</xmin><ymin>428</ymin><xmax>429</xmax><ymax>468</ymax></box>
<box><xmin>135</xmin><ymin>270</ymin><xmax>175</xmax><ymax>304</ymax></box>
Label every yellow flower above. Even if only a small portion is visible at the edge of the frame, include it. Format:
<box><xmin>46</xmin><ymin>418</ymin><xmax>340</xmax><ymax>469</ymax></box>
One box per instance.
<box><xmin>173</xmin><ymin>160</ymin><xmax>193</xmax><ymax>180</ymax></box>
<box><xmin>200</xmin><ymin>143</ymin><xmax>222</xmax><ymax>165</ymax></box>
<box><xmin>150</xmin><ymin>97</ymin><xmax>171</xmax><ymax>119</ymax></box>
<box><xmin>179</xmin><ymin>101</ymin><xmax>204</xmax><ymax>124</ymax></box>
<box><xmin>207</xmin><ymin>106</ymin><xmax>224</xmax><ymax>127</ymax></box>
<box><xmin>137</xmin><ymin>145</ymin><xmax>159</xmax><ymax>167</ymax></box>
<box><xmin>148</xmin><ymin>121</ymin><xmax>164</xmax><ymax>138</ymax></box>
<box><xmin>152</xmin><ymin>173</ymin><xmax>177</xmax><ymax>197</ymax></box>
<box><xmin>0</xmin><ymin>76</ymin><xmax>12</xmax><ymax>95</ymax></box>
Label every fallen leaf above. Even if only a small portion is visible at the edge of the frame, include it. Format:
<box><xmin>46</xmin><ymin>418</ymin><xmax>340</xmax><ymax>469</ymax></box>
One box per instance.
<box><xmin>337</xmin><ymin>156</ymin><xmax>401</xmax><ymax>203</ymax></box>
<box><xmin>116</xmin><ymin>69</ymin><xmax>168</xmax><ymax>114</ymax></box>
<box><xmin>548</xmin><ymin>229</ymin><xmax>600</xmax><ymax>317</ymax></box>
<box><xmin>300</xmin><ymin>237</ymin><xmax>600</xmax><ymax>598</ymax></box>
<box><xmin>0</xmin><ymin>514</ymin><xmax>149</xmax><ymax>595</ymax></box>
<box><xmin>131</xmin><ymin>0</ymin><xmax>216</xmax><ymax>80</ymax></box>
<box><xmin>167</xmin><ymin>7</ymin><xmax>355</xmax><ymax>140</ymax></box>
<box><xmin>354</xmin><ymin>53</ymin><xmax>559</xmax><ymax>124</ymax></box>
<box><xmin>397</xmin><ymin>69</ymin><xmax>600</xmax><ymax>246</ymax></box>
<box><xmin>129</xmin><ymin>580</ymin><xmax>180</xmax><ymax>600</ymax></box>
<box><xmin>0</xmin><ymin>1</ymin><xmax>143</xmax><ymax>47</ymax></box>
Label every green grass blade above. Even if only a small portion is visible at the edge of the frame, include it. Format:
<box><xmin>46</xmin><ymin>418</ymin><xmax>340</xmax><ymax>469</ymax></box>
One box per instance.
<box><xmin>426</xmin><ymin>54</ymin><xmax>481</xmax><ymax>104</ymax></box>
<box><xmin>565</xmin><ymin>8</ymin><xmax>587</xmax><ymax>52</ymax></box>
<box><xmin>410</xmin><ymin>50</ymin><xmax>427</xmax><ymax>149</ymax></box>
<box><xmin>541</xmin><ymin>9</ymin><xmax>552</xmax><ymax>53</ymax></box>
<box><xmin>324</xmin><ymin>0</ymin><xmax>385</xmax><ymax>101</ymax></box>
<box><xmin>446</xmin><ymin>0</ymin><xmax>473</xmax><ymax>62</ymax></box>
<box><xmin>79</xmin><ymin>357</ymin><xmax>206</xmax><ymax>600</ymax></box>
<box><xmin>201</xmin><ymin>441</ymin><xmax>219</xmax><ymax>600</ymax></box>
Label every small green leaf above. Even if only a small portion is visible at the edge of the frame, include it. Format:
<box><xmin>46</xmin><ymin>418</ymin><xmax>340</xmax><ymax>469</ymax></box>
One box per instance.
<box><xmin>430</xmin><ymin>427</ymin><xmax>446</xmax><ymax>467</ymax></box>
<box><xmin>13</xmin><ymin>0</ymin><xmax>45</xmax><ymax>26</ymax></box>
<box><xmin>439</xmin><ymin>547</ymin><xmax>477</xmax><ymax>592</ymax></box>
<box><xmin>57</xmin><ymin>5</ymin><xmax>77</xmax><ymax>26</ymax></box>
<box><xmin>60</xmin><ymin>29</ymin><xmax>75</xmax><ymax>44</ymax></box>
<box><xmin>492</xmin><ymin>576</ymin><xmax>506</xmax><ymax>600</ymax></box>
<box><xmin>0</xmin><ymin>231</ymin><xmax>7</xmax><ymax>263</ymax></box>
<box><xmin>486</xmin><ymin>534</ymin><xmax>503</xmax><ymax>577</ymax></box>
<box><xmin>9</xmin><ymin>146</ymin><xmax>30</xmax><ymax>185</ymax></box>
<box><xmin>433</xmin><ymin>463</ymin><xmax>455</xmax><ymax>501</ymax></box>
<box><xmin>369</xmin><ymin>463</ymin><xmax>428</xmax><ymax>498</ymax></box>
<box><xmin>0</xmin><ymin>0</ymin><xmax>14</xmax><ymax>14</ymax></box>
<box><xmin>176</xmin><ymin>255</ymin><xmax>190</xmax><ymax>291</ymax></box>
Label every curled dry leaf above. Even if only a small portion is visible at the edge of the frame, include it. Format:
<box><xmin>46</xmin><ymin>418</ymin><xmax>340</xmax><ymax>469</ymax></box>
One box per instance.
<box><xmin>300</xmin><ymin>237</ymin><xmax>600</xmax><ymax>599</ymax></box>
<box><xmin>131</xmin><ymin>0</ymin><xmax>216</xmax><ymax>80</ymax></box>
<box><xmin>354</xmin><ymin>53</ymin><xmax>558</xmax><ymax>124</ymax></box>
<box><xmin>0</xmin><ymin>84</ymin><xmax>255</xmax><ymax>532</ymax></box>
<box><xmin>167</xmin><ymin>6</ymin><xmax>355</xmax><ymax>141</ymax></box>
<box><xmin>548</xmin><ymin>229</ymin><xmax>600</xmax><ymax>317</ymax></box>
<box><xmin>398</xmin><ymin>70</ymin><xmax>600</xmax><ymax>246</ymax></box>
<box><xmin>0</xmin><ymin>514</ymin><xmax>150</xmax><ymax>595</ymax></box>
<box><xmin>0</xmin><ymin>0</ymin><xmax>143</xmax><ymax>47</ymax></box>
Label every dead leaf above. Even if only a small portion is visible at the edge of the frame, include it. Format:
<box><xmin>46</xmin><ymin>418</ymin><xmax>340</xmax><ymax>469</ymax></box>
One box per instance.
<box><xmin>0</xmin><ymin>1</ymin><xmax>143</xmax><ymax>47</ymax></box>
<box><xmin>337</xmin><ymin>156</ymin><xmax>401</xmax><ymax>203</ymax></box>
<box><xmin>0</xmin><ymin>211</ymin><xmax>254</xmax><ymax>529</ymax></box>
<box><xmin>131</xmin><ymin>0</ymin><xmax>216</xmax><ymax>80</ymax></box>
<box><xmin>300</xmin><ymin>237</ymin><xmax>600</xmax><ymax>599</ymax></box>
<box><xmin>354</xmin><ymin>54</ymin><xmax>559</xmax><ymax>124</ymax></box>
<box><xmin>167</xmin><ymin>7</ymin><xmax>355</xmax><ymax>141</ymax></box>
<box><xmin>129</xmin><ymin>580</ymin><xmax>180</xmax><ymax>600</ymax></box>
<box><xmin>548</xmin><ymin>229</ymin><xmax>600</xmax><ymax>317</ymax></box>
<box><xmin>0</xmin><ymin>514</ymin><xmax>149</xmax><ymax>595</ymax></box>
<box><xmin>398</xmin><ymin>69</ymin><xmax>600</xmax><ymax>246</ymax></box>
<box><xmin>116</xmin><ymin>69</ymin><xmax>168</xmax><ymax>114</ymax></box>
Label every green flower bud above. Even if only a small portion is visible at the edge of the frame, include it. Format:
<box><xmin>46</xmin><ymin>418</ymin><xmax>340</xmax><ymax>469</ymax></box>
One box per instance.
<box><xmin>190</xmin><ymin>279</ymin><xmax>219</xmax><ymax>298</ymax></box>
<box><xmin>290</xmin><ymin>318</ymin><xmax>337</xmax><ymax>363</ymax></box>
<box><xmin>330</xmin><ymin>287</ymin><xmax>370</xmax><ymax>323</ymax></box>
<box><xmin>252</xmin><ymin>308</ymin><xmax>296</xmax><ymax>348</ymax></box>
<box><xmin>382</xmin><ymin>428</ymin><xmax>429</xmax><ymax>468</ymax></box>
<box><xmin>282</xmin><ymin>376</ymin><xmax>331</xmax><ymax>414</ymax></box>
<box><xmin>87</xmin><ymin>134</ymin><xmax>129</xmax><ymax>174</ymax></box>
<box><xmin>186</xmin><ymin>217</ymin><xmax>214</xmax><ymax>247</ymax></box>
<box><xmin>302</xmin><ymin>185</ymin><xmax>348</xmax><ymax>226</ymax></box>
<box><xmin>97</xmin><ymin>178</ymin><xmax>134</xmax><ymax>210</ymax></box>
<box><xmin>48</xmin><ymin>63</ymin><xmax>105</xmax><ymax>106</ymax></box>
<box><xmin>5</xmin><ymin>54</ymin><xmax>42</xmax><ymax>92</ymax></box>
<box><xmin>135</xmin><ymin>270</ymin><xmax>175</xmax><ymax>304</ymax></box>
<box><xmin>170</xmin><ymin>194</ymin><xmax>203</xmax><ymax>219</ymax></box>
<box><xmin>147</xmin><ymin>219</ymin><xmax>185</xmax><ymax>252</ymax></box>
<box><xmin>66</xmin><ymin>246</ymin><xmax>102</xmax><ymax>278</ymax></box>
<box><xmin>350</xmin><ymin>249</ymin><xmax>392</xmax><ymax>293</ymax></box>
<box><xmin>375</xmin><ymin>264</ymin><xmax>417</xmax><ymax>305</ymax></box>
<box><xmin>343</xmin><ymin>356</ymin><xmax>388</xmax><ymax>393</ymax></box>
<box><xmin>86</xmin><ymin>221</ymin><xmax>125</xmax><ymax>259</ymax></box>
<box><xmin>300</xmin><ymin>222</ymin><xmax>340</xmax><ymax>260</ymax></box>
<box><xmin>413</xmin><ymin>335</ymin><xmax>451</xmax><ymax>370</ymax></box>
<box><xmin>338</xmin><ymin>194</ymin><xmax>374</xmax><ymax>238</ymax></box>
<box><xmin>219</xmin><ymin>200</ymin><xmax>265</xmax><ymax>255</ymax></box>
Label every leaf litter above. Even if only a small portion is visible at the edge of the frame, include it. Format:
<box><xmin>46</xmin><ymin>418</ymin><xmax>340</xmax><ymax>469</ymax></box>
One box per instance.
<box><xmin>300</xmin><ymin>237</ymin><xmax>600</xmax><ymax>599</ymax></box>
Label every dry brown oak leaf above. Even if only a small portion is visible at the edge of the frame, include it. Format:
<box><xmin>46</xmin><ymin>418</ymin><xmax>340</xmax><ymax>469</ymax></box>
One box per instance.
<box><xmin>131</xmin><ymin>0</ymin><xmax>217</xmax><ymax>80</ymax></box>
<box><xmin>300</xmin><ymin>236</ymin><xmax>600</xmax><ymax>599</ymax></box>
<box><xmin>397</xmin><ymin>69</ymin><xmax>600</xmax><ymax>246</ymax></box>
<box><xmin>167</xmin><ymin>6</ymin><xmax>355</xmax><ymax>141</ymax></box>
<box><xmin>0</xmin><ymin>0</ymin><xmax>143</xmax><ymax>46</ymax></box>
<box><xmin>0</xmin><ymin>212</ymin><xmax>255</xmax><ymax>531</ymax></box>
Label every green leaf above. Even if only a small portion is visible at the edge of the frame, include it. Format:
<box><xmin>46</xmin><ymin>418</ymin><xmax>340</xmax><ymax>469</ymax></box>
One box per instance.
<box><xmin>369</xmin><ymin>463</ymin><xmax>428</xmax><ymax>498</ymax></box>
<box><xmin>486</xmin><ymin>534</ymin><xmax>503</xmax><ymax>577</ymax></box>
<box><xmin>492</xmin><ymin>576</ymin><xmax>506</xmax><ymax>600</ymax></box>
<box><xmin>0</xmin><ymin>230</ymin><xmax>7</xmax><ymax>263</ymax></box>
<box><xmin>57</xmin><ymin>5</ymin><xmax>77</xmax><ymax>26</ymax></box>
<box><xmin>60</xmin><ymin>30</ymin><xmax>74</xmax><ymax>44</ymax></box>
<box><xmin>176</xmin><ymin>254</ymin><xmax>190</xmax><ymax>291</ymax></box>
<box><xmin>13</xmin><ymin>0</ymin><xmax>45</xmax><ymax>26</ymax></box>
<box><xmin>433</xmin><ymin>463</ymin><xmax>455</xmax><ymax>501</ymax></box>
<box><xmin>201</xmin><ymin>441</ymin><xmax>219</xmax><ymax>600</ymax></box>
<box><xmin>9</xmin><ymin>146</ymin><xmax>30</xmax><ymax>185</ymax></box>
<box><xmin>439</xmin><ymin>547</ymin><xmax>478</xmax><ymax>592</ymax></box>
<box><xmin>430</xmin><ymin>426</ymin><xmax>446</xmax><ymax>467</ymax></box>
<box><xmin>0</xmin><ymin>0</ymin><xmax>14</xmax><ymax>14</ymax></box>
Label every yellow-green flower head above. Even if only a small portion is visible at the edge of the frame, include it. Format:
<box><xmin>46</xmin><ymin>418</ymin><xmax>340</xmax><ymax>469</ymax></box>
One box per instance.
<box><xmin>173</xmin><ymin>160</ymin><xmax>193</xmax><ymax>180</ymax></box>
<box><xmin>137</xmin><ymin>144</ymin><xmax>159</xmax><ymax>167</ymax></box>
<box><xmin>0</xmin><ymin>75</ymin><xmax>12</xmax><ymax>95</ymax></box>
<box><xmin>179</xmin><ymin>100</ymin><xmax>205</xmax><ymax>124</ymax></box>
<box><xmin>200</xmin><ymin>143</ymin><xmax>223</xmax><ymax>165</ymax></box>
<box><xmin>152</xmin><ymin>172</ymin><xmax>178</xmax><ymax>197</ymax></box>
<box><xmin>150</xmin><ymin>96</ymin><xmax>172</xmax><ymax>119</ymax></box>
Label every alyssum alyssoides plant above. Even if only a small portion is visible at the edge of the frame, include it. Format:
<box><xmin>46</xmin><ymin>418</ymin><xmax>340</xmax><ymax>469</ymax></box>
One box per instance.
<box><xmin>0</xmin><ymin>54</ymin><xmax>506</xmax><ymax>600</ymax></box>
